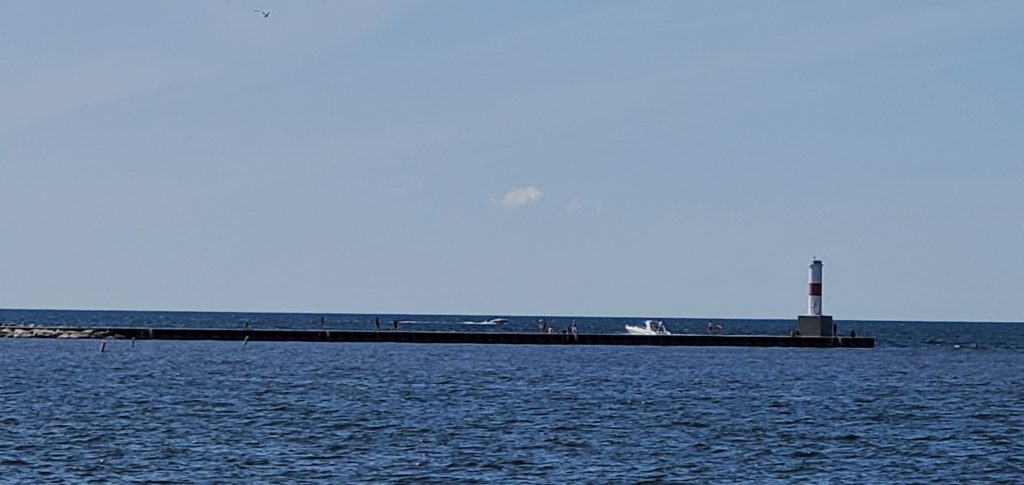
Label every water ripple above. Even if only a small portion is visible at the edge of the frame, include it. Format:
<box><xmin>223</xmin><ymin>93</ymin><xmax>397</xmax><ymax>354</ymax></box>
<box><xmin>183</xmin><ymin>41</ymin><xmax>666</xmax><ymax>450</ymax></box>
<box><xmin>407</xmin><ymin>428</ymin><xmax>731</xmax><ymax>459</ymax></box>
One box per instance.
<box><xmin>1</xmin><ymin>340</ymin><xmax>1023</xmax><ymax>482</ymax></box>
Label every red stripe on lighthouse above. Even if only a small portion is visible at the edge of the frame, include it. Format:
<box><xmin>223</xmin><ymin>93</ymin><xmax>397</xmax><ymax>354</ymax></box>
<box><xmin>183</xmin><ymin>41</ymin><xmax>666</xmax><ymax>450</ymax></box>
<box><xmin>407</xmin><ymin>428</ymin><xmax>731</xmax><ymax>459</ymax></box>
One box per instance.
<box><xmin>809</xmin><ymin>283</ymin><xmax>822</xmax><ymax>296</ymax></box>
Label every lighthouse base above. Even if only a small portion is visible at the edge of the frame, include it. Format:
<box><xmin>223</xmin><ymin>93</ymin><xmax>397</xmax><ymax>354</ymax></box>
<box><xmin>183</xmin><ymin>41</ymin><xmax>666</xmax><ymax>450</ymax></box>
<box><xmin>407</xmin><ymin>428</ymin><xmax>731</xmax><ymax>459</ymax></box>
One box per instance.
<box><xmin>797</xmin><ymin>315</ymin><xmax>834</xmax><ymax>337</ymax></box>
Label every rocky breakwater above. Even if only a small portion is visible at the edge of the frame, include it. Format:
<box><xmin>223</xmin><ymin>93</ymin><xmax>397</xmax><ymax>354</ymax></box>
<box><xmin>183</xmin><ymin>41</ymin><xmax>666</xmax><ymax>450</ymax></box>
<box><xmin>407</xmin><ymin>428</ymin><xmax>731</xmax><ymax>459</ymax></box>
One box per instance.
<box><xmin>0</xmin><ymin>325</ymin><xmax>118</xmax><ymax>339</ymax></box>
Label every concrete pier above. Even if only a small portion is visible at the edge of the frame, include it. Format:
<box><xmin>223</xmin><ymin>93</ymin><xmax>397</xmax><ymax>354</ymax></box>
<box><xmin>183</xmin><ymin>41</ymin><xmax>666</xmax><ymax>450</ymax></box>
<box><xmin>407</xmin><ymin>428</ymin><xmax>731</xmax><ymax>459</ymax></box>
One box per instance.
<box><xmin>0</xmin><ymin>326</ymin><xmax>874</xmax><ymax>348</ymax></box>
<box><xmin>797</xmin><ymin>315</ymin><xmax>834</xmax><ymax>337</ymax></box>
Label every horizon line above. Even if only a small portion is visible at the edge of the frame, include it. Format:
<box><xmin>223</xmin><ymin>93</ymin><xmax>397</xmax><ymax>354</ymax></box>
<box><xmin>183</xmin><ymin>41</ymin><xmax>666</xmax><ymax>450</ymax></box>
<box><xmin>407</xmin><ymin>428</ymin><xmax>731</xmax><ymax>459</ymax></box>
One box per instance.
<box><xmin>0</xmin><ymin>306</ymin><xmax>1021</xmax><ymax>325</ymax></box>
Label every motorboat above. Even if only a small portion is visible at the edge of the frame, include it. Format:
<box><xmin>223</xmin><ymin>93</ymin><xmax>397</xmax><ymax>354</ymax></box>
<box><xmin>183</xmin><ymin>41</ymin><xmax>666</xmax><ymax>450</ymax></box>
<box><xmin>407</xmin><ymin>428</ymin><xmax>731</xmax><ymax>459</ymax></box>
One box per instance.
<box><xmin>485</xmin><ymin>318</ymin><xmax>508</xmax><ymax>325</ymax></box>
<box><xmin>625</xmin><ymin>320</ymin><xmax>670</xmax><ymax>336</ymax></box>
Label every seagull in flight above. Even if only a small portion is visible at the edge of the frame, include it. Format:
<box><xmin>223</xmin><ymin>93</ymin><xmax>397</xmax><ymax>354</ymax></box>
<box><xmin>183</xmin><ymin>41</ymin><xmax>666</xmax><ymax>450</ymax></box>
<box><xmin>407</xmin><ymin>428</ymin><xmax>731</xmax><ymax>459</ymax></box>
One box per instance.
<box><xmin>253</xmin><ymin>10</ymin><xmax>270</xmax><ymax>18</ymax></box>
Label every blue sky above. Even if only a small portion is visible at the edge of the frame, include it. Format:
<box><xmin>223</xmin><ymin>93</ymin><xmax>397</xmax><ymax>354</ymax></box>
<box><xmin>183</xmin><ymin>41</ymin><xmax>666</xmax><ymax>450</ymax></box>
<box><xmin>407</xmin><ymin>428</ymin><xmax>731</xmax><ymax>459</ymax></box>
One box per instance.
<box><xmin>2</xmin><ymin>1</ymin><xmax>1022</xmax><ymax>321</ymax></box>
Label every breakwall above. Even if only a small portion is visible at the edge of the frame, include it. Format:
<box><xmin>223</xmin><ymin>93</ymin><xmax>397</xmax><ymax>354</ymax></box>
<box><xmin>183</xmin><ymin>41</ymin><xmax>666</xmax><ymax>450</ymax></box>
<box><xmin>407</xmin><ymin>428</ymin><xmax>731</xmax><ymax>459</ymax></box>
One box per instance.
<box><xmin>0</xmin><ymin>326</ymin><xmax>874</xmax><ymax>348</ymax></box>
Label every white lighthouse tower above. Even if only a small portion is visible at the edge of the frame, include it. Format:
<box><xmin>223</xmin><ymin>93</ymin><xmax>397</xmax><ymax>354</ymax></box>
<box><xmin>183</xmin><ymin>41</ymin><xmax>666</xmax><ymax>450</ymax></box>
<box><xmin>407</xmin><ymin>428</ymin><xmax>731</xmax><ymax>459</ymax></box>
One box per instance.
<box><xmin>797</xmin><ymin>258</ymin><xmax>833</xmax><ymax>337</ymax></box>
<box><xmin>808</xmin><ymin>259</ymin><xmax>823</xmax><ymax>316</ymax></box>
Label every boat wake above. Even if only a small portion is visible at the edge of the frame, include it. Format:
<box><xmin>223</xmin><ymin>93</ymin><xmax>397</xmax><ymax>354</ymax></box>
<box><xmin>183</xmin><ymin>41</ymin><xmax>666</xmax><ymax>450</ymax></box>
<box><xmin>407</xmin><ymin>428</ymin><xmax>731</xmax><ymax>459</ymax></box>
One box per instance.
<box><xmin>461</xmin><ymin>320</ymin><xmax>507</xmax><ymax>326</ymax></box>
<box><xmin>397</xmin><ymin>319</ymin><xmax>507</xmax><ymax>326</ymax></box>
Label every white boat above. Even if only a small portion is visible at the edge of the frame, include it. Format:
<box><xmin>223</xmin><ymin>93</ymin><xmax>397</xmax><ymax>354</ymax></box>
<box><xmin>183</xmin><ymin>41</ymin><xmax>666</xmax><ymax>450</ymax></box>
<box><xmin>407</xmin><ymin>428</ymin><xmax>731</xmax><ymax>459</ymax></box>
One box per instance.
<box><xmin>485</xmin><ymin>318</ymin><xmax>508</xmax><ymax>325</ymax></box>
<box><xmin>625</xmin><ymin>320</ymin><xmax>670</xmax><ymax>336</ymax></box>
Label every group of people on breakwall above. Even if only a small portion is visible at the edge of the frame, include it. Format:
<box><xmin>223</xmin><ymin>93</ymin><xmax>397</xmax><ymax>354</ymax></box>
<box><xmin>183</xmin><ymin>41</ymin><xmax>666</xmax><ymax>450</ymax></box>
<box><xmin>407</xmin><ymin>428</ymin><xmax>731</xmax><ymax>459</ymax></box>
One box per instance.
<box><xmin>707</xmin><ymin>320</ymin><xmax>723</xmax><ymax>335</ymax></box>
<box><xmin>536</xmin><ymin>318</ymin><xmax>578</xmax><ymax>338</ymax></box>
<box><xmin>540</xmin><ymin>318</ymin><xmax>727</xmax><ymax>336</ymax></box>
<box><xmin>371</xmin><ymin>317</ymin><xmax>400</xmax><ymax>331</ymax></box>
<box><xmin>302</xmin><ymin>316</ymin><xmax>863</xmax><ymax>339</ymax></box>
<box><xmin>289</xmin><ymin>316</ymin><xmax>405</xmax><ymax>331</ymax></box>
<box><xmin>290</xmin><ymin>317</ymin><xmax>858</xmax><ymax>340</ymax></box>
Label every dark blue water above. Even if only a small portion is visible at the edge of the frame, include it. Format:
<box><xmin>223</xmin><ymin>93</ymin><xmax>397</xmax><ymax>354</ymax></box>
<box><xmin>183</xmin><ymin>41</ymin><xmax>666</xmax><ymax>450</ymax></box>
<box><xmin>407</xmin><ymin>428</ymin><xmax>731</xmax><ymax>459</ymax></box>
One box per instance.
<box><xmin>1</xmin><ymin>310</ymin><xmax>1022</xmax><ymax>482</ymax></box>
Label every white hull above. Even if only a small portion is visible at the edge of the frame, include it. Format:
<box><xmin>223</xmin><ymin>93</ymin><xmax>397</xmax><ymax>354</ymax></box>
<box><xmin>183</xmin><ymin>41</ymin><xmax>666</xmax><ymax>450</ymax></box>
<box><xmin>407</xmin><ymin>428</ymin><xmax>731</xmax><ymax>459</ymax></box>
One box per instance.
<box><xmin>625</xmin><ymin>320</ymin><xmax>670</xmax><ymax>336</ymax></box>
<box><xmin>625</xmin><ymin>325</ymin><xmax>658</xmax><ymax>336</ymax></box>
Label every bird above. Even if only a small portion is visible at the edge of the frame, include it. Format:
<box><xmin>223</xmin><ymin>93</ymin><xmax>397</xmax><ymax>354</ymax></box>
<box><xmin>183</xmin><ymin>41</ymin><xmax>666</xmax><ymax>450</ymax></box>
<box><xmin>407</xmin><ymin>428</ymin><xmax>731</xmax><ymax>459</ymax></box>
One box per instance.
<box><xmin>253</xmin><ymin>10</ymin><xmax>270</xmax><ymax>18</ymax></box>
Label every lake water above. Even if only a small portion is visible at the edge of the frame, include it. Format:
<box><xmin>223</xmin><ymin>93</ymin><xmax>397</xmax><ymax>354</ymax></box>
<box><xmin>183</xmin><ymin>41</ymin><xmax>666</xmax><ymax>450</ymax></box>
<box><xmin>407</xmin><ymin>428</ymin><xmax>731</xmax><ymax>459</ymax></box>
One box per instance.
<box><xmin>1</xmin><ymin>310</ymin><xmax>1022</xmax><ymax>482</ymax></box>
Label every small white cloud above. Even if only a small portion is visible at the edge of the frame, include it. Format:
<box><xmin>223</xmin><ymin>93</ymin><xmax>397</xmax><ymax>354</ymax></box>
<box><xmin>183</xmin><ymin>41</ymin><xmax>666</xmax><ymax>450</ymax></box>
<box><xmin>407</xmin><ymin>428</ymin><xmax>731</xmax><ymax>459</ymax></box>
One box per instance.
<box><xmin>567</xmin><ymin>198</ymin><xmax>605</xmax><ymax>214</ymax></box>
<box><xmin>499</xmin><ymin>186</ymin><xmax>544</xmax><ymax>208</ymax></box>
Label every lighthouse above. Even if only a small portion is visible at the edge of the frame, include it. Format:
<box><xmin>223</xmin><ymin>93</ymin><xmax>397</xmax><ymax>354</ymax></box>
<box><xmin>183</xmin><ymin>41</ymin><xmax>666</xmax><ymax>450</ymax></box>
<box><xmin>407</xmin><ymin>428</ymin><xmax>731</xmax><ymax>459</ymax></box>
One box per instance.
<box><xmin>797</xmin><ymin>258</ymin><xmax>834</xmax><ymax>337</ymax></box>
<box><xmin>808</xmin><ymin>259</ymin><xmax>823</xmax><ymax>316</ymax></box>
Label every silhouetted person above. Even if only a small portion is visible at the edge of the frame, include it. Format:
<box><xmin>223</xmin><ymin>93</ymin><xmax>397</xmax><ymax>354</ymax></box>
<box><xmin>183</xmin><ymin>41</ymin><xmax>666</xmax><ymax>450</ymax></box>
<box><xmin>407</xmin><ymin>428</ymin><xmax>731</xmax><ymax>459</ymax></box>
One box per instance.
<box><xmin>374</xmin><ymin>317</ymin><xmax>380</xmax><ymax>331</ymax></box>
<box><xmin>393</xmin><ymin>318</ymin><xmax>399</xmax><ymax>330</ymax></box>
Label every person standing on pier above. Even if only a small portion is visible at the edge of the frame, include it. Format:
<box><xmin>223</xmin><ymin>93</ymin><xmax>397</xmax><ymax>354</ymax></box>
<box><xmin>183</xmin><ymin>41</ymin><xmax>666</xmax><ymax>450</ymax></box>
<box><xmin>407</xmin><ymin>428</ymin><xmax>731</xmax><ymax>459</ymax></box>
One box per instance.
<box><xmin>707</xmin><ymin>320</ymin><xmax>714</xmax><ymax>335</ymax></box>
<box><xmin>320</xmin><ymin>315</ymin><xmax>325</xmax><ymax>330</ymax></box>
<box><xmin>393</xmin><ymin>318</ymin><xmax>400</xmax><ymax>330</ymax></box>
<box><xmin>570</xmin><ymin>319</ymin><xmax>578</xmax><ymax>340</ymax></box>
<box><xmin>374</xmin><ymin>317</ymin><xmax>380</xmax><ymax>332</ymax></box>
<box><xmin>538</xmin><ymin>319</ymin><xmax>547</xmax><ymax>333</ymax></box>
